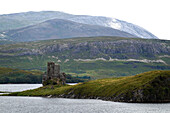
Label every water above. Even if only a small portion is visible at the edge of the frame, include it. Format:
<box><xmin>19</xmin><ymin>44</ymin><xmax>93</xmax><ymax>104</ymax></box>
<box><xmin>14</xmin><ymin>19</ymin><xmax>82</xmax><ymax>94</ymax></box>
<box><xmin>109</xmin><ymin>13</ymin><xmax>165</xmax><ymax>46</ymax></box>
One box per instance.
<box><xmin>0</xmin><ymin>84</ymin><xmax>170</xmax><ymax>113</ymax></box>
<box><xmin>67</xmin><ymin>83</ymin><xmax>78</xmax><ymax>85</ymax></box>
<box><xmin>0</xmin><ymin>83</ymin><xmax>76</xmax><ymax>92</ymax></box>
<box><xmin>0</xmin><ymin>84</ymin><xmax>42</xmax><ymax>92</ymax></box>
<box><xmin>0</xmin><ymin>96</ymin><xmax>170</xmax><ymax>113</ymax></box>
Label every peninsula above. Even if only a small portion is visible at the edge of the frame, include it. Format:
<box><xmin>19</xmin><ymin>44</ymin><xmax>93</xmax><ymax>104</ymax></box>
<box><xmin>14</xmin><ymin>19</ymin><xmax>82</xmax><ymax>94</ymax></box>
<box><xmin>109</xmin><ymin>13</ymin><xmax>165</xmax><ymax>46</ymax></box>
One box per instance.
<box><xmin>6</xmin><ymin>70</ymin><xmax>170</xmax><ymax>103</ymax></box>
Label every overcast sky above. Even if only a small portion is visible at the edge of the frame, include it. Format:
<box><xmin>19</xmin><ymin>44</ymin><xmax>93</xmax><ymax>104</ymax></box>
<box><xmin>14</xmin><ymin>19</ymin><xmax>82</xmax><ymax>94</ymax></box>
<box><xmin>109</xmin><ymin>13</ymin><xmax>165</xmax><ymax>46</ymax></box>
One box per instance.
<box><xmin>0</xmin><ymin>0</ymin><xmax>170</xmax><ymax>40</ymax></box>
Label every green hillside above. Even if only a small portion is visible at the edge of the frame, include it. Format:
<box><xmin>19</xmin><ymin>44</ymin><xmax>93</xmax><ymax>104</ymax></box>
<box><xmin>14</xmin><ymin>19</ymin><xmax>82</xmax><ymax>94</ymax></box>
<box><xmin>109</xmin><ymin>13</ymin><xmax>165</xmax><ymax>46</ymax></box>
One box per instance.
<box><xmin>0</xmin><ymin>67</ymin><xmax>90</xmax><ymax>84</ymax></box>
<box><xmin>0</xmin><ymin>36</ymin><xmax>170</xmax><ymax>79</ymax></box>
<box><xmin>7</xmin><ymin>70</ymin><xmax>170</xmax><ymax>103</ymax></box>
<box><xmin>0</xmin><ymin>67</ymin><xmax>43</xmax><ymax>83</ymax></box>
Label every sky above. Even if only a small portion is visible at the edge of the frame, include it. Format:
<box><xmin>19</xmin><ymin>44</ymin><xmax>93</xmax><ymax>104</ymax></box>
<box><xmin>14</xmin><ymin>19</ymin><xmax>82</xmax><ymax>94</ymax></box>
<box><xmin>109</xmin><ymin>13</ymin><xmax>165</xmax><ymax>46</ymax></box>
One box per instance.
<box><xmin>0</xmin><ymin>0</ymin><xmax>170</xmax><ymax>40</ymax></box>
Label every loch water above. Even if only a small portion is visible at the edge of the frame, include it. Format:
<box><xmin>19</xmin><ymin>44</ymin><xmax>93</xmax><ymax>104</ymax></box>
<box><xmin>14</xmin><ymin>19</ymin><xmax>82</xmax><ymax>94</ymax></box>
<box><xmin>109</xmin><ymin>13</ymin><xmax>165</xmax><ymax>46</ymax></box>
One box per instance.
<box><xmin>0</xmin><ymin>84</ymin><xmax>170</xmax><ymax>113</ymax></box>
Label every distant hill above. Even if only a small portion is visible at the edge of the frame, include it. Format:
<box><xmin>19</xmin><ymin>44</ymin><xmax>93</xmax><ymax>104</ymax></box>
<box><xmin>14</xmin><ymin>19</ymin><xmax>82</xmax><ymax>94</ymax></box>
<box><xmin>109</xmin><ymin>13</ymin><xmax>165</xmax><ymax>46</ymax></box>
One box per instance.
<box><xmin>0</xmin><ymin>11</ymin><xmax>158</xmax><ymax>39</ymax></box>
<box><xmin>7</xmin><ymin>70</ymin><xmax>170</xmax><ymax>103</ymax></box>
<box><xmin>0</xmin><ymin>67</ymin><xmax>42</xmax><ymax>83</ymax></box>
<box><xmin>0</xmin><ymin>67</ymin><xmax>90</xmax><ymax>84</ymax></box>
<box><xmin>0</xmin><ymin>36</ymin><xmax>169</xmax><ymax>78</ymax></box>
<box><xmin>68</xmin><ymin>16</ymin><xmax>158</xmax><ymax>39</ymax></box>
<box><xmin>2</xmin><ymin>19</ymin><xmax>135</xmax><ymax>42</ymax></box>
<box><xmin>0</xmin><ymin>11</ymin><xmax>74</xmax><ymax>32</ymax></box>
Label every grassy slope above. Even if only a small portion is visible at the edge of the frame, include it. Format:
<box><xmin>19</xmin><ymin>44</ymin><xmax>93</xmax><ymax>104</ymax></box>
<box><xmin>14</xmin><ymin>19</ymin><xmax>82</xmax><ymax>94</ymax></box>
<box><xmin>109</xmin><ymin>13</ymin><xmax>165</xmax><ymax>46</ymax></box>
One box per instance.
<box><xmin>0</xmin><ymin>37</ymin><xmax>170</xmax><ymax>79</ymax></box>
<box><xmin>0</xmin><ymin>91</ymin><xmax>7</xmax><ymax>93</ymax></box>
<box><xmin>7</xmin><ymin>70</ymin><xmax>170</xmax><ymax>102</ymax></box>
<box><xmin>0</xmin><ymin>36</ymin><xmax>167</xmax><ymax>48</ymax></box>
<box><xmin>0</xmin><ymin>55</ymin><xmax>169</xmax><ymax>79</ymax></box>
<box><xmin>0</xmin><ymin>67</ymin><xmax>90</xmax><ymax>83</ymax></box>
<box><xmin>0</xmin><ymin>67</ymin><xmax>42</xmax><ymax>75</ymax></box>
<box><xmin>0</xmin><ymin>67</ymin><xmax>43</xmax><ymax>83</ymax></box>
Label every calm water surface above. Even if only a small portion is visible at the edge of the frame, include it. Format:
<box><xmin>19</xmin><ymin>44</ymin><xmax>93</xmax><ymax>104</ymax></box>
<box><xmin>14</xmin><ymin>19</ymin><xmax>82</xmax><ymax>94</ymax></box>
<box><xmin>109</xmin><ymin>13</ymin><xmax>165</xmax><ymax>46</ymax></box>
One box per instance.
<box><xmin>0</xmin><ymin>96</ymin><xmax>170</xmax><ymax>113</ymax></box>
<box><xmin>0</xmin><ymin>84</ymin><xmax>42</xmax><ymax>92</ymax></box>
<box><xmin>0</xmin><ymin>84</ymin><xmax>169</xmax><ymax>113</ymax></box>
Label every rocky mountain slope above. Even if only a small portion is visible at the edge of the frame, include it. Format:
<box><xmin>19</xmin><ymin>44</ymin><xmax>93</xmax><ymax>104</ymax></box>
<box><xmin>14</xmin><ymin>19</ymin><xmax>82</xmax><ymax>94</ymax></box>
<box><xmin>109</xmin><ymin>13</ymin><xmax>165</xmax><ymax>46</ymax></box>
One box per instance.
<box><xmin>0</xmin><ymin>11</ymin><xmax>158</xmax><ymax>40</ymax></box>
<box><xmin>68</xmin><ymin>16</ymin><xmax>158</xmax><ymax>39</ymax></box>
<box><xmin>2</xmin><ymin>19</ymin><xmax>135</xmax><ymax>42</ymax></box>
<box><xmin>0</xmin><ymin>37</ymin><xmax>169</xmax><ymax>59</ymax></box>
<box><xmin>0</xmin><ymin>36</ymin><xmax>169</xmax><ymax>78</ymax></box>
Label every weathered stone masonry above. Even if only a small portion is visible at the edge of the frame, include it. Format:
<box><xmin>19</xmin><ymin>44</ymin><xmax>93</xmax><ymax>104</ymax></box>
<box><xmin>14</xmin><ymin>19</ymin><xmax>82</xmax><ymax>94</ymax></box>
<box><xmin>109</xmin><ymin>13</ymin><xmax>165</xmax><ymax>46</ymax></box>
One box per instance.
<box><xmin>42</xmin><ymin>62</ymin><xmax>66</xmax><ymax>86</ymax></box>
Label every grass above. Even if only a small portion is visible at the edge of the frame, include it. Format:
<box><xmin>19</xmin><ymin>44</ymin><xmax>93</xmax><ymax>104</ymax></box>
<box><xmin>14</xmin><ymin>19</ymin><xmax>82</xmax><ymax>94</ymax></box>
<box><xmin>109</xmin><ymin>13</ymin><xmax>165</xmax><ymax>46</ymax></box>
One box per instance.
<box><xmin>0</xmin><ymin>36</ymin><xmax>170</xmax><ymax>80</ymax></box>
<box><xmin>0</xmin><ymin>91</ymin><xmax>11</xmax><ymax>93</ymax></box>
<box><xmin>0</xmin><ymin>67</ymin><xmax>90</xmax><ymax>84</ymax></box>
<box><xmin>0</xmin><ymin>67</ymin><xmax>43</xmax><ymax>84</ymax></box>
<box><xmin>6</xmin><ymin>70</ymin><xmax>170</xmax><ymax>102</ymax></box>
<box><xmin>0</xmin><ymin>67</ymin><xmax>42</xmax><ymax>75</ymax></box>
<box><xmin>0</xmin><ymin>91</ymin><xmax>8</xmax><ymax>93</ymax></box>
<box><xmin>6</xmin><ymin>84</ymin><xmax>73</xmax><ymax>96</ymax></box>
<box><xmin>0</xmin><ymin>55</ymin><xmax>169</xmax><ymax>79</ymax></box>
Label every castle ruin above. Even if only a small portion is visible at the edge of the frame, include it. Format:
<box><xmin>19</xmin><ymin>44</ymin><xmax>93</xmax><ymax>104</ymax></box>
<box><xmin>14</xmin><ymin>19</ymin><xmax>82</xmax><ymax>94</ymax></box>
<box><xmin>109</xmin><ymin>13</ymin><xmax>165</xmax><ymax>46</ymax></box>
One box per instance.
<box><xmin>42</xmin><ymin>62</ymin><xmax>66</xmax><ymax>86</ymax></box>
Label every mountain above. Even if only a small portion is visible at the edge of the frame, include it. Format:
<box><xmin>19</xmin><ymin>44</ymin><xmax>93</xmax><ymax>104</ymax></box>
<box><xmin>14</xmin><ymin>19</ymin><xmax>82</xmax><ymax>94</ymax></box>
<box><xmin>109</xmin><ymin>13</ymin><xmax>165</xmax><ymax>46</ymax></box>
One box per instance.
<box><xmin>7</xmin><ymin>70</ymin><xmax>170</xmax><ymax>103</ymax></box>
<box><xmin>68</xmin><ymin>16</ymin><xmax>158</xmax><ymax>39</ymax></box>
<box><xmin>0</xmin><ymin>11</ymin><xmax>158</xmax><ymax>39</ymax></box>
<box><xmin>0</xmin><ymin>11</ymin><xmax>75</xmax><ymax>32</ymax></box>
<box><xmin>0</xmin><ymin>36</ymin><xmax>169</xmax><ymax>78</ymax></box>
<box><xmin>3</xmin><ymin>19</ymin><xmax>135</xmax><ymax>42</ymax></box>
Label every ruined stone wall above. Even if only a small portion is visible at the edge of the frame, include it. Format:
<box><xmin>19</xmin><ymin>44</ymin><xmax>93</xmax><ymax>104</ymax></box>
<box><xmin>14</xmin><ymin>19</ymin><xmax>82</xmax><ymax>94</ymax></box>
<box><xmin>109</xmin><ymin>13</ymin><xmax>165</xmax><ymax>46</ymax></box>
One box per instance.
<box><xmin>54</xmin><ymin>64</ymin><xmax>60</xmax><ymax>77</ymax></box>
<box><xmin>43</xmin><ymin>62</ymin><xmax>66</xmax><ymax>86</ymax></box>
<box><xmin>47</xmin><ymin>62</ymin><xmax>55</xmax><ymax>78</ymax></box>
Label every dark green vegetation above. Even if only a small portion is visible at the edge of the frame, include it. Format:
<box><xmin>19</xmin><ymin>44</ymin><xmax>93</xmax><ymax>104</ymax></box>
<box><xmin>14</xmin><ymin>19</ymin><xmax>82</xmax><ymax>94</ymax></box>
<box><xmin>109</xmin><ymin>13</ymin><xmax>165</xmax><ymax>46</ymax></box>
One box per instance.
<box><xmin>0</xmin><ymin>37</ymin><xmax>170</xmax><ymax>79</ymax></box>
<box><xmin>65</xmin><ymin>74</ymin><xmax>90</xmax><ymax>83</ymax></box>
<box><xmin>7</xmin><ymin>70</ymin><xmax>170</xmax><ymax>103</ymax></box>
<box><xmin>0</xmin><ymin>67</ymin><xmax>90</xmax><ymax>84</ymax></box>
<box><xmin>0</xmin><ymin>67</ymin><xmax>43</xmax><ymax>83</ymax></box>
<box><xmin>0</xmin><ymin>37</ymin><xmax>169</xmax><ymax>79</ymax></box>
<box><xmin>0</xmin><ymin>91</ymin><xmax>9</xmax><ymax>93</ymax></box>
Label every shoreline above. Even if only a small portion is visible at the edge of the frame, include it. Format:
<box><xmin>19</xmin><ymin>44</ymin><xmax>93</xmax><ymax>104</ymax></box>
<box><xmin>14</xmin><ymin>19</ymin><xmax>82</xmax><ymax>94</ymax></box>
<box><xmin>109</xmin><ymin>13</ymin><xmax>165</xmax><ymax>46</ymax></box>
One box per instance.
<box><xmin>1</xmin><ymin>94</ymin><xmax>170</xmax><ymax>103</ymax></box>
<box><xmin>1</xmin><ymin>70</ymin><xmax>169</xmax><ymax>103</ymax></box>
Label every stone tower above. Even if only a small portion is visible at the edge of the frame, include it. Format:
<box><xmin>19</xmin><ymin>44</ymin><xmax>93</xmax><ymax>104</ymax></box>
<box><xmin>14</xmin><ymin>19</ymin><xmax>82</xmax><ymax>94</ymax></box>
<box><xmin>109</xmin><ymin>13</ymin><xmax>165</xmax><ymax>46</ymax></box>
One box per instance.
<box><xmin>47</xmin><ymin>62</ymin><xmax>60</xmax><ymax>78</ymax></box>
<box><xmin>42</xmin><ymin>62</ymin><xmax>66</xmax><ymax>86</ymax></box>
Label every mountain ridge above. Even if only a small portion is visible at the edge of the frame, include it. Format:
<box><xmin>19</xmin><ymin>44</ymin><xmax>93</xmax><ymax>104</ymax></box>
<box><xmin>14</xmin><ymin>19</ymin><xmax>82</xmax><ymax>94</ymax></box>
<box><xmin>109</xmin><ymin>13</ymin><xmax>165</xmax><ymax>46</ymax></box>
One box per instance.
<box><xmin>3</xmin><ymin>19</ymin><xmax>135</xmax><ymax>42</ymax></box>
<box><xmin>0</xmin><ymin>11</ymin><xmax>158</xmax><ymax>40</ymax></box>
